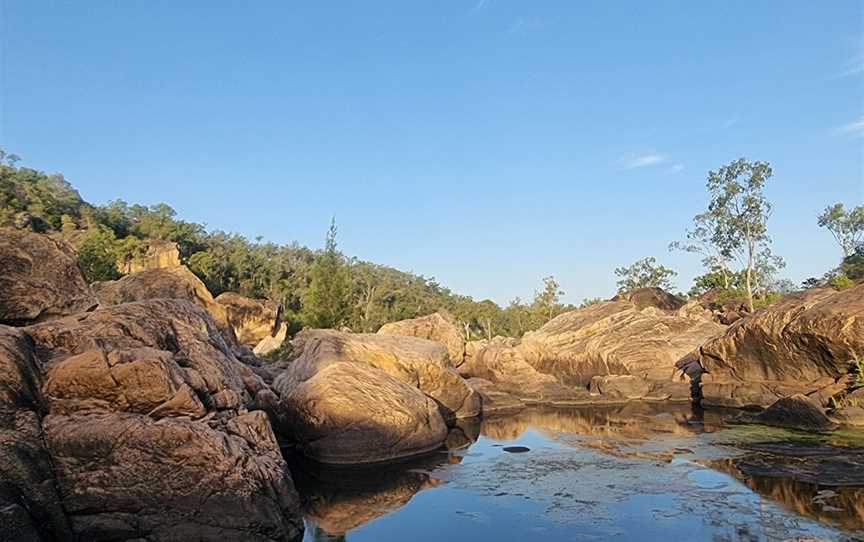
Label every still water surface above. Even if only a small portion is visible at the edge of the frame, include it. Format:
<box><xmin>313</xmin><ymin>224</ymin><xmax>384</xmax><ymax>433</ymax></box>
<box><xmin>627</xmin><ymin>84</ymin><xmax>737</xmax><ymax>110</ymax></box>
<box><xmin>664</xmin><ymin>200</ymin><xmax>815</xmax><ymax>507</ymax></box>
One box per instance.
<box><xmin>290</xmin><ymin>403</ymin><xmax>864</xmax><ymax>542</ymax></box>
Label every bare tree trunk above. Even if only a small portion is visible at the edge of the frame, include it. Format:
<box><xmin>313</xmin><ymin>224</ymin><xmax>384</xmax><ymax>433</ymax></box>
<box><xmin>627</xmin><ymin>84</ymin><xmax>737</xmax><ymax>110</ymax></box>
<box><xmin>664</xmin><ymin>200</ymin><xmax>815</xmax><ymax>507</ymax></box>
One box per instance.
<box><xmin>745</xmin><ymin>240</ymin><xmax>755</xmax><ymax>313</ymax></box>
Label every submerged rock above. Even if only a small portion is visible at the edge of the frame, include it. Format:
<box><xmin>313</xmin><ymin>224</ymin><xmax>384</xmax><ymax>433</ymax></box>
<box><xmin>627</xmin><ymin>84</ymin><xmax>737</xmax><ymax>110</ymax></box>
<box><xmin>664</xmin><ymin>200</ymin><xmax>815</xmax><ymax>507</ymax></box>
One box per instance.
<box><xmin>754</xmin><ymin>394</ymin><xmax>838</xmax><ymax>432</ymax></box>
<box><xmin>289</xmin><ymin>452</ymin><xmax>448</xmax><ymax>537</ymax></box>
<box><xmin>0</xmin><ymin>228</ymin><xmax>98</xmax><ymax>326</ymax></box>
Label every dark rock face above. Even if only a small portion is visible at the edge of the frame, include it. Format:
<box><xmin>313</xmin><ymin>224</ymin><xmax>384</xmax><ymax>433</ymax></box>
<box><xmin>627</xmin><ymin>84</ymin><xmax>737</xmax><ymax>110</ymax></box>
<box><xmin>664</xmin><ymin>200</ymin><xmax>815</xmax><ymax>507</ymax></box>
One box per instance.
<box><xmin>0</xmin><ymin>326</ymin><xmax>71</xmax><ymax>541</ymax></box>
<box><xmin>754</xmin><ymin>394</ymin><xmax>838</xmax><ymax>432</ymax></box>
<box><xmin>1</xmin><ymin>300</ymin><xmax>304</xmax><ymax>541</ymax></box>
<box><xmin>44</xmin><ymin>410</ymin><xmax>300</xmax><ymax>541</ymax></box>
<box><xmin>0</xmin><ymin>228</ymin><xmax>97</xmax><ymax>326</ymax></box>
<box><xmin>697</xmin><ymin>285</ymin><xmax>864</xmax><ymax>408</ymax></box>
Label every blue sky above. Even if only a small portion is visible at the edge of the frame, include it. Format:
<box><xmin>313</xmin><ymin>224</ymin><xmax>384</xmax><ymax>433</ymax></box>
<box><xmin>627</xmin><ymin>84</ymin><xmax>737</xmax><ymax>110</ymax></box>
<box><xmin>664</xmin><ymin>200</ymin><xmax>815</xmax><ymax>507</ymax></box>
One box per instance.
<box><xmin>1</xmin><ymin>1</ymin><xmax>862</xmax><ymax>304</ymax></box>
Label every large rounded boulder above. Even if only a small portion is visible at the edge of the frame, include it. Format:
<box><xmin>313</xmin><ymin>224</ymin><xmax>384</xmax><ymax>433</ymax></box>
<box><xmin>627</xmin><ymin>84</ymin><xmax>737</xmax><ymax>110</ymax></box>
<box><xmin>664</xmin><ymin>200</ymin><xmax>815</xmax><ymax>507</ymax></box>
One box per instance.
<box><xmin>278</xmin><ymin>362</ymin><xmax>448</xmax><ymax>464</ymax></box>
<box><xmin>377</xmin><ymin>311</ymin><xmax>466</xmax><ymax>365</ymax></box>
<box><xmin>696</xmin><ymin>285</ymin><xmax>864</xmax><ymax>408</ymax></box>
<box><xmin>0</xmin><ymin>228</ymin><xmax>97</xmax><ymax>326</ymax></box>
<box><xmin>518</xmin><ymin>298</ymin><xmax>724</xmax><ymax>387</ymax></box>
<box><xmin>277</xmin><ymin>329</ymin><xmax>479</xmax><ymax>420</ymax></box>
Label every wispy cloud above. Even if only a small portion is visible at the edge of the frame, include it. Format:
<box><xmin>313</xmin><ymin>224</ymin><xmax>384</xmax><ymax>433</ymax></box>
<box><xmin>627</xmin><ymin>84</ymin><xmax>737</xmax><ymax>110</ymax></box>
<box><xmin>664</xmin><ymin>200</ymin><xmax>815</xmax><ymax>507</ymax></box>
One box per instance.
<box><xmin>621</xmin><ymin>153</ymin><xmax>666</xmax><ymax>170</ymax></box>
<box><xmin>665</xmin><ymin>163</ymin><xmax>685</xmax><ymax>175</ymax></box>
<box><xmin>720</xmin><ymin>116</ymin><xmax>740</xmax><ymax>129</ymax></box>
<box><xmin>470</xmin><ymin>0</ymin><xmax>491</xmax><ymax>13</ymax></box>
<box><xmin>838</xmin><ymin>115</ymin><xmax>864</xmax><ymax>137</ymax></box>
<box><xmin>837</xmin><ymin>63</ymin><xmax>864</xmax><ymax>78</ymax></box>
<box><xmin>508</xmin><ymin>17</ymin><xmax>542</xmax><ymax>35</ymax></box>
<box><xmin>833</xmin><ymin>54</ymin><xmax>864</xmax><ymax>79</ymax></box>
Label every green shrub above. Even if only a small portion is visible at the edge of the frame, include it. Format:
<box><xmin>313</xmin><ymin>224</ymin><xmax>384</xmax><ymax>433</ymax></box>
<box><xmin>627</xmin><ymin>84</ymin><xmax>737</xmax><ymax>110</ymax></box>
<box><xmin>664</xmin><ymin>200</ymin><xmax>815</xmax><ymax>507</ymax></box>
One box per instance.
<box><xmin>77</xmin><ymin>226</ymin><xmax>121</xmax><ymax>283</ymax></box>
<box><xmin>830</xmin><ymin>274</ymin><xmax>854</xmax><ymax>291</ymax></box>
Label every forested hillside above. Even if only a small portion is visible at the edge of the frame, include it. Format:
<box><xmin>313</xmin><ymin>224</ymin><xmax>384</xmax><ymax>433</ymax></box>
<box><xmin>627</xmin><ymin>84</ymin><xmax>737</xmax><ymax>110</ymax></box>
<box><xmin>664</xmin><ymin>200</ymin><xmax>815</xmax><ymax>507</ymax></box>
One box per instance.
<box><xmin>0</xmin><ymin>151</ymin><xmax>572</xmax><ymax>337</ymax></box>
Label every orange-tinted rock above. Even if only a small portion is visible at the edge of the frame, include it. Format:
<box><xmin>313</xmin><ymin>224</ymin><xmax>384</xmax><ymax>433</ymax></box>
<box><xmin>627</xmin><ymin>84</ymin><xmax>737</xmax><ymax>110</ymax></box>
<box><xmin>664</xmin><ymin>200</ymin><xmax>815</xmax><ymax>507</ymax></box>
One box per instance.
<box><xmin>697</xmin><ymin>285</ymin><xmax>864</xmax><ymax>408</ymax></box>
<box><xmin>216</xmin><ymin>291</ymin><xmax>282</xmax><ymax>346</ymax></box>
<box><xmin>377</xmin><ymin>311</ymin><xmax>465</xmax><ymax>365</ymax></box>
<box><xmin>279</xmin><ymin>329</ymin><xmax>479</xmax><ymax>420</ymax></box>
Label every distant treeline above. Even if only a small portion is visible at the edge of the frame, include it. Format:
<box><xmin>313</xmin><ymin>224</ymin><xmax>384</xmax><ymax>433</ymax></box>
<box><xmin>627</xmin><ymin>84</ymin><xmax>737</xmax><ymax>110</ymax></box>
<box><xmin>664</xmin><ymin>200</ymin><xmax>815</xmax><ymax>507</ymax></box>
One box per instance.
<box><xmin>0</xmin><ymin>150</ymin><xmax>574</xmax><ymax>337</ymax></box>
<box><xmin>3</xmin><ymin>150</ymin><xmax>859</xmax><ymax>337</ymax></box>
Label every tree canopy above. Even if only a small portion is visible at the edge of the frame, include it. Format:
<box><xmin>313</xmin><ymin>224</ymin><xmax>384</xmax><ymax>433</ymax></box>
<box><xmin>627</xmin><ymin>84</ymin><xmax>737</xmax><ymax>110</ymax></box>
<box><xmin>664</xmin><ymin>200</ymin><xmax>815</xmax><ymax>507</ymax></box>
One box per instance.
<box><xmin>614</xmin><ymin>257</ymin><xmax>677</xmax><ymax>292</ymax></box>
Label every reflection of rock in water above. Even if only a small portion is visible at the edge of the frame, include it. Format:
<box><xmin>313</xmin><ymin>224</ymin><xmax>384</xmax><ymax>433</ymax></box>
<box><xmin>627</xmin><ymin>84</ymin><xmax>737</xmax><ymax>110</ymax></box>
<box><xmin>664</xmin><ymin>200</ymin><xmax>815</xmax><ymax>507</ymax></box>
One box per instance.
<box><xmin>480</xmin><ymin>402</ymin><xmax>729</xmax><ymax>443</ymax></box>
<box><xmin>445</xmin><ymin>417</ymin><xmax>481</xmax><ymax>451</ymax></box>
<box><xmin>288</xmin><ymin>452</ymin><xmax>457</xmax><ymax>536</ymax></box>
<box><xmin>709</xmin><ymin>456</ymin><xmax>864</xmax><ymax>531</ymax></box>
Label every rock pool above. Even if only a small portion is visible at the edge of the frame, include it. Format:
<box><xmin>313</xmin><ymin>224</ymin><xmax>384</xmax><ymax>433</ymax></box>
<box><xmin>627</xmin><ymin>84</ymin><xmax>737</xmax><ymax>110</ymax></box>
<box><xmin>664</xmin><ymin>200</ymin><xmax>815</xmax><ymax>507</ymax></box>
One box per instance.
<box><xmin>289</xmin><ymin>403</ymin><xmax>864</xmax><ymax>542</ymax></box>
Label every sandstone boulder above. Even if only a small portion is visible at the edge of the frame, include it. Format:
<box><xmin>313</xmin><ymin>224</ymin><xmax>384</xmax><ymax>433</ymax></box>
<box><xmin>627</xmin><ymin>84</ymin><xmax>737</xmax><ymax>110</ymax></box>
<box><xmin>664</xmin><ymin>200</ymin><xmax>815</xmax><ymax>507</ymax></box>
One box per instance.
<box><xmin>753</xmin><ymin>394</ymin><xmax>838</xmax><ymax>432</ymax></box>
<box><xmin>277</xmin><ymin>362</ymin><xmax>448</xmax><ymax>464</ymax></box>
<box><xmin>465</xmin><ymin>377</ymin><xmax>524</xmax><ymax>414</ymax></box>
<box><xmin>277</xmin><ymin>329</ymin><xmax>479</xmax><ymax>420</ymax></box>
<box><xmin>378</xmin><ymin>311</ymin><xmax>466</xmax><ymax>365</ymax></box>
<box><xmin>254</xmin><ymin>322</ymin><xmax>289</xmax><ymax>356</ymax></box>
<box><xmin>7</xmin><ymin>300</ymin><xmax>303</xmax><ymax>540</ymax></box>
<box><xmin>459</xmin><ymin>336</ymin><xmax>580</xmax><ymax>403</ymax></box>
<box><xmin>26</xmin><ymin>299</ymin><xmax>255</xmax><ymax>405</ymax></box>
<box><xmin>92</xmin><ymin>265</ymin><xmax>235</xmax><ymax>343</ymax></box>
<box><xmin>216</xmin><ymin>291</ymin><xmax>282</xmax><ymax>346</ymax></box>
<box><xmin>588</xmin><ymin>375</ymin><xmax>652</xmax><ymax>399</ymax></box>
<box><xmin>696</xmin><ymin>285</ymin><xmax>864</xmax><ymax>408</ymax></box>
<box><xmin>116</xmin><ymin>239</ymin><xmax>181</xmax><ymax>274</ymax></box>
<box><xmin>518</xmin><ymin>298</ymin><xmax>724</xmax><ymax>387</ymax></box>
<box><xmin>0</xmin><ymin>228</ymin><xmax>97</xmax><ymax>325</ymax></box>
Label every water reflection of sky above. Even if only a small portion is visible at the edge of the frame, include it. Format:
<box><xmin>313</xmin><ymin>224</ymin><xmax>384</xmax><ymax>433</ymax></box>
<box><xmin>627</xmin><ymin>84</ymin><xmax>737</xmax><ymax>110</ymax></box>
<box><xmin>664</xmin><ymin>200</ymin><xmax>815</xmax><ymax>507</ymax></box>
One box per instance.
<box><xmin>297</xmin><ymin>405</ymin><xmax>864</xmax><ymax>542</ymax></box>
